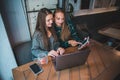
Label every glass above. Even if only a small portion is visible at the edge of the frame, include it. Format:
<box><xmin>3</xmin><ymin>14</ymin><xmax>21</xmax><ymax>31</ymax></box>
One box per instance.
<box><xmin>37</xmin><ymin>53</ymin><xmax>48</xmax><ymax>65</ymax></box>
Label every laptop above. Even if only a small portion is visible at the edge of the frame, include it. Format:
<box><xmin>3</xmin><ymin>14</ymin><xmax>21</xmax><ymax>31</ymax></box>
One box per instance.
<box><xmin>52</xmin><ymin>48</ymin><xmax>90</xmax><ymax>71</ymax></box>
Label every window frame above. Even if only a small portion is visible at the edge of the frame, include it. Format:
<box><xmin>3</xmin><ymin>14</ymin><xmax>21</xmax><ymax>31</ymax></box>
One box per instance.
<box><xmin>72</xmin><ymin>0</ymin><xmax>119</xmax><ymax>17</ymax></box>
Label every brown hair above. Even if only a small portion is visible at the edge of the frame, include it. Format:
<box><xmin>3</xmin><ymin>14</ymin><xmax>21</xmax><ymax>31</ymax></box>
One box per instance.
<box><xmin>54</xmin><ymin>8</ymin><xmax>71</xmax><ymax>41</ymax></box>
<box><xmin>35</xmin><ymin>8</ymin><xmax>57</xmax><ymax>50</ymax></box>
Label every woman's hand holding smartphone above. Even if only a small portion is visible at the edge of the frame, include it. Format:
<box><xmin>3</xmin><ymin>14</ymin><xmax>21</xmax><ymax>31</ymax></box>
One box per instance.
<box><xmin>78</xmin><ymin>37</ymin><xmax>89</xmax><ymax>50</ymax></box>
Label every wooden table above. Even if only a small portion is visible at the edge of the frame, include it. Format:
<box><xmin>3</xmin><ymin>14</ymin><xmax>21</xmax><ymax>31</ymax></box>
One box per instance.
<box><xmin>98</xmin><ymin>27</ymin><xmax>120</xmax><ymax>40</ymax></box>
<box><xmin>12</xmin><ymin>40</ymin><xmax>120</xmax><ymax>80</ymax></box>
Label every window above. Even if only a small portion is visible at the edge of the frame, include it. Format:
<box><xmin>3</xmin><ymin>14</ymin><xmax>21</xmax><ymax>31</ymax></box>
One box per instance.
<box><xmin>80</xmin><ymin>0</ymin><xmax>90</xmax><ymax>9</ymax></box>
<box><xmin>24</xmin><ymin>0</ymin><xmax>58</xmax><ymax>36</ymax></box>
<box><xmin>68</xmin><ymin>0</ymin><xmax>119</xmax><ymax>16</ymax></box>
<box><xmin>93</xmin><ymin>0</ymin><xmax>116</xmax><ymax>8</ymax></box>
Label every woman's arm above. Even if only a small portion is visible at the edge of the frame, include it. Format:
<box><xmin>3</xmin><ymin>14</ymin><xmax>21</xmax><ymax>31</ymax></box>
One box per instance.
<box><xmin>31</xmin><ymin>31</ymin><xmax>48</xmax><ymax>58</ymax></box>
<box><xmin>59</xmin><ymin>39</ymin><xmax>71</xmax><ymax>48</ymax></box>
<box><xmin>67</xmin><ymin>20</ymin><xmax>82</xmax><ymax>42</ymax></box>
<box><xmin>69</xmin><ymin>23</ymin><xmax>80</xmax><ymax>41</ymax></box>
<box><xmin>53</xmin><ymin>38</ymin><xmax>65</xmax><ymax>55</ymax></box>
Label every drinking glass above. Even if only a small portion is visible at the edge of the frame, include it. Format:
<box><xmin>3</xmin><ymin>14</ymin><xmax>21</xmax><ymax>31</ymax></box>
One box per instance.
<box><xmin>37</xmin><ymin>53</ymin><xmax>48</xmax><ymax>65</ymax></box>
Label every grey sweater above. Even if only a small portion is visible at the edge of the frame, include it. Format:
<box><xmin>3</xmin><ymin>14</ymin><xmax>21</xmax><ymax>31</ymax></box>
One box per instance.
<box><xmin>31</xmin><ymin>30</ymin><xmax>60</xmax><ymax>59</ymax></box>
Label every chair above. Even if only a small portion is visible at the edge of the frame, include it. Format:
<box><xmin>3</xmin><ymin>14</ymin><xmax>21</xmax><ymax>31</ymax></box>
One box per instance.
<box><xmin>13</xmin><ymin>41</ymin><xmax>32</xmax><ymax>66</ymax></box>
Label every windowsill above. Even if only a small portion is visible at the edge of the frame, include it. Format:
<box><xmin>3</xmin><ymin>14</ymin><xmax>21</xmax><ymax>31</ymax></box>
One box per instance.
<box><xmin>73</xmin><ymin>7</ymin><xmax>119</xmax><ymax>17</ymax></box>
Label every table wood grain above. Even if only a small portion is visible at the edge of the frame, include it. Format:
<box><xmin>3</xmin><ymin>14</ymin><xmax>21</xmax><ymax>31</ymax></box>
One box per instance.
<box><xmin>12</xmin><ymin>40</ymin><xmax>120</xmax><ymax>80</ymax></box>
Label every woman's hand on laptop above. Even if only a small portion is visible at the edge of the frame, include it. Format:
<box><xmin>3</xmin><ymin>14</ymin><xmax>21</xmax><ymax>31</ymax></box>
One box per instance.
<box><xmin>57</xmin><ymin>47</ymin><xmax>65</xmax><ymax>55</ymax></box>
<box><xmin>48</xmin><ymin>50</ymin><xmax>59</xmax><ymax>57</ymax></box>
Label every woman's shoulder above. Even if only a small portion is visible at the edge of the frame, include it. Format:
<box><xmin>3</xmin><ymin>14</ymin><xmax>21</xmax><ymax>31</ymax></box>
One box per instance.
<box><xmin>33</xmin><ymin>30</ymin><xmax>42</xmax><ymax>38</ymax></box>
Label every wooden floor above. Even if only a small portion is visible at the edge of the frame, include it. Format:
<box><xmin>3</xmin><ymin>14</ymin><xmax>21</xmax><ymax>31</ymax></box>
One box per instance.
<box><xmin>12</xmin><ymin>40</ymin><xmax>120</xmax><ymax>80</ymax></box>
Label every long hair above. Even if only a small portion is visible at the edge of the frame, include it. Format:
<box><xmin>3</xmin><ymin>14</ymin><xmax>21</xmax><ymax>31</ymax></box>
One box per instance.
<box><xmin>35</xmin><ymin>8</ymin><xmax>57</xmax><ymax>50</ymax></box>
<box><xmin>54</xmin><ymin>8</ymin><xmax>71</xmax><ymax>41</ymax></box>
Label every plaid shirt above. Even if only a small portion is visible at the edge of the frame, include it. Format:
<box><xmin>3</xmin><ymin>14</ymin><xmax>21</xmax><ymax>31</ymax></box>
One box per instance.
<box><xmin>54</xmin><ymin>20</ymin><xmax>82</xmax><ymax>48</ymax></box>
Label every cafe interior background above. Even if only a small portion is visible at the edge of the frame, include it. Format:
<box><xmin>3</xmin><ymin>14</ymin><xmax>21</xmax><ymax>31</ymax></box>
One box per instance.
<box><xmin>0</xmin><ymin>0</ymin><xmax>120</xmax><ymax>80</ymax></box>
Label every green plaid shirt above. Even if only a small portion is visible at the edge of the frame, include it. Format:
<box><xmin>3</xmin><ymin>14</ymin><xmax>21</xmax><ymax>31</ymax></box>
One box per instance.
<box><xmin>54</xmin><ymin>20</ymin><xmax>82</xmax><ymax>48</ymax></box>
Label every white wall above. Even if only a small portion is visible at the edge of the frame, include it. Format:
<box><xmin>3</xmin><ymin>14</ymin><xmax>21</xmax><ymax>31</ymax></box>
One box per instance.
<box><xmin>0</xmin><ymin>14</ymin><xmax>17</xmax><ymax>80</ymax></box>
<box><xmin>1</xmin><ymin>0</ymin><xmax>31</xmax><ymax>47</ymax></box>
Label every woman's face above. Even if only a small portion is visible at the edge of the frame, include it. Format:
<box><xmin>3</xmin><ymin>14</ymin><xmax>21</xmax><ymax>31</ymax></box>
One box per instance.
<box><xmin>46</xmin><ymin>14</ymin><xmax>53</xmax><ymax>28</ymax></box>
<box><xmin>54</xmin><ymin>12</ymin><xmax>64</xmax><ymax>27</ymax></box>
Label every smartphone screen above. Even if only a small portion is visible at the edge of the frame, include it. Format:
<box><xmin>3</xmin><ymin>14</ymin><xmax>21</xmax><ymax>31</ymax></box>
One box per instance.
<box><xmin>78</xmin><ymin>37</ymin><xmax>89</xmax><ymax>50</ymax></box>
<box><xmin>82</xmin><ymin>37</ymin><xmax>89</xmax><ymax>45</ymax></box>
<box><xmin>82</xmin><ymin>39</ymin><xmax>87</xmax><ymax>44</ymax></box>
<box><xmin>29</xmin><ymin>63</ymin><xmax>43</xmax><ymax>75</ymax></box>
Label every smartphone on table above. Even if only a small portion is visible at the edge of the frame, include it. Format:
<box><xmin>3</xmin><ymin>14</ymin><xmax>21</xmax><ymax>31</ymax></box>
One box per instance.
<box><xmin>29</xmin><ymin>63</ymin><xmax>43</xmax><ymax>75</ymax></box>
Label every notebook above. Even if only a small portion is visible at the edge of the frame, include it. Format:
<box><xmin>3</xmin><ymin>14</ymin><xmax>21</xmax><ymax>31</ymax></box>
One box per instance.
<box><xmin>52</xmin><ymin>48</ymin><xmax>90</xmax><ymax>71</ymax></box>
